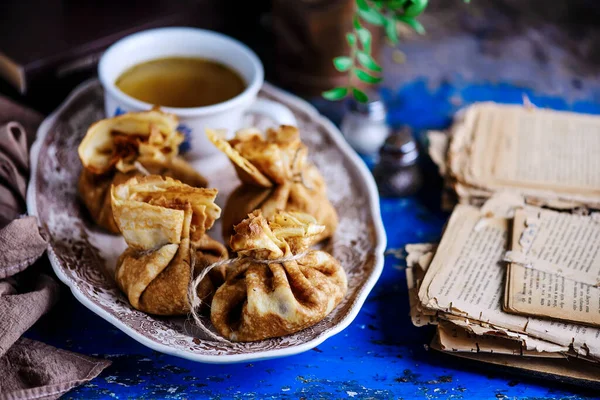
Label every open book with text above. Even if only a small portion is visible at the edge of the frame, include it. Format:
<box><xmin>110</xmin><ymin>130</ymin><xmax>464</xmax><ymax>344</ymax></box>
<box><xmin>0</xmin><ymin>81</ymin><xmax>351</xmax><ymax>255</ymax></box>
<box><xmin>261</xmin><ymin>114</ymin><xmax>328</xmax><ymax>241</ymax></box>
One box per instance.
<box><xmin>406</xmin><ymin>196</ymin><xmax>600</xmax><ymax>385</ymax></box>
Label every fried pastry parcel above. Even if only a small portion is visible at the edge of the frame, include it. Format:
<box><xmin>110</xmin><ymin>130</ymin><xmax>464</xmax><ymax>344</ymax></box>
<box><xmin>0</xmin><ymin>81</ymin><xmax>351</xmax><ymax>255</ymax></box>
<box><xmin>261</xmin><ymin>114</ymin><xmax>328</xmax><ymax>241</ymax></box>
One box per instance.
<box><xmin>78</xmin><ymin>110</ymin><xmax>207</xmax><ymax>233</ymax></box>
<box><xmin>111</xmin><ymin>175</ymin><xmax>227</xmax><ymax>316</ymax></box>
<box><xmin>210</xmin><ymin>210</ymin><xmax>347</xmax><ymax>341</ymax></box>
<box><xmin>206</xmin><ymin>126</ymin><xmax>338</xmax><ymax>243</ymax></box>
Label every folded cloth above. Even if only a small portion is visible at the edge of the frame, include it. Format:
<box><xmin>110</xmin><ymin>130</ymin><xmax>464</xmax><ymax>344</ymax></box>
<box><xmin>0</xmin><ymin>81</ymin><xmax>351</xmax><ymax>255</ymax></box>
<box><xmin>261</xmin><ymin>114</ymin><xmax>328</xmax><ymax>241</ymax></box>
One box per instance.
<box><xmin>0</xmin><ymin>217</ymin><xmax>47</xmax><ymax>279</ymax></box>
<box><xmin>0</xmin><ymin>102</ymin><xmax>110</xmax><ymax>400</ymax></box>
<box><xmin>0</xmin><ymin>338</ymin><xmax>110</xmax><ymax>400</ymax></box>
<box><xmin>0</xmin><ymin>122</ymin><xmax>30</xmax><ymax>226</ymax></box>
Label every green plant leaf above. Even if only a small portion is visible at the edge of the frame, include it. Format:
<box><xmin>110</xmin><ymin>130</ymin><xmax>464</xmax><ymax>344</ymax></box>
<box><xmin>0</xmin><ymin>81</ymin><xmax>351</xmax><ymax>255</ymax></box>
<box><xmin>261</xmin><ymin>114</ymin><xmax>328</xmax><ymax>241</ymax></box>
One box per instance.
<box><xmin>384</xmin><ymin>17</ymin><xmax>399</xmax><ymax>44</ymax></box>
<box><xmin>322</xmin><ymin>87</ymin><xmax>348</xmax><ymax>101</ymax></box>
<box><xmin>333</xmin><ymin>56</ymin><xmax>353</xmax><ymax>72</ymax></box>
<box><xmin>352</xmin><ymin>87</ymin><xmax>369</xmax><ymax>103</ymax></box>
<box><xmin>346</xmin><ymin>33</ymin><xmax>357</xmax><ymax>46</ymax></box>
<box><xmin>357</xmin><ymin>51</ymin><xmax>382</xmax><ymax>72</ymax></box>
<box><xmin>387</xmin><ymin>0</ymin><xmax>407</xmax><ymax>9</ymax></box>
<box><xmin>354</xmin><ymin>68</ymin><xmax>382</xmax><ymax>84</ymax></box>
<box><xmin>356</xmin><ymin>27</ymin><xmax>372</xmax><ymax>53</ymax></box>
<box><xmin>353</xmin><ymin>15</ymin><xmax>361</xmax><ymax>30</ymax></box>
<box><xmin>402</xmin><ymin>0</ymin><xmax>428</xmax><ymax>17</ymax></box>
<box><xmin>358</xmin><ymin>8</ymin><xmax>385</xmax><ymax>26</ymax></box>
<box><xmin>396</xmin><ymin>15</ymin><xmax>425</xmax><ymax>34</ymax></box>
<box><xmin>356</xmin><ymin>0</ymin><xmax>369</xmax><ymax>11</ymax></box>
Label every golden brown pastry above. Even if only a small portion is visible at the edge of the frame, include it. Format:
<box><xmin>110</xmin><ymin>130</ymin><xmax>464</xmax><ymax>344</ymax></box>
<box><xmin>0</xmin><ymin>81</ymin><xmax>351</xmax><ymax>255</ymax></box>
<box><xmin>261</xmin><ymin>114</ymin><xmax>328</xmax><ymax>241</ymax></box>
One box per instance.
<box><xmin>210</xmin><ymin>210</ymin><xmax>347</xmax><ymax>341</ymax></box>
<box><xmin>111</xmin><ymin>175</ymin><xmax>227</xmax><ymax>316</ymax></box>
<box><xmin>207</xmin><ymin>125</ymin><xmax>338</xmax><ymax>243</ymax></box>
<box><xmin>78</xmin><ymin>110</ymin><xmax>207</xmax><ymax>233</ymax></box>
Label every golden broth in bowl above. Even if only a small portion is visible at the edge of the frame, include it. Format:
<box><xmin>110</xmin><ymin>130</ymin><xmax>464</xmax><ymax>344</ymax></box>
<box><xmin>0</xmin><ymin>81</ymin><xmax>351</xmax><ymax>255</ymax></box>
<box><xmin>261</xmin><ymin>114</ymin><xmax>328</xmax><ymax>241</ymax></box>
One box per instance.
<box><xmin>115</xmin><ymin>57</ymin><xmax>246</xmax><ymax>108</ymax></box>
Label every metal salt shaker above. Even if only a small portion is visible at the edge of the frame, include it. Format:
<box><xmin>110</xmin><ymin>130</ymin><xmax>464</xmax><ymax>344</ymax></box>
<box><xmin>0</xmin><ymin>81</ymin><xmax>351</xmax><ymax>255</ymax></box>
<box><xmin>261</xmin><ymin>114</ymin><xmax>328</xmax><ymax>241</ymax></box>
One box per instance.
<box><xmin>340</xmin><ymin>92</ymin><xmax>390</xmax><ymax>155</ymax></box>
<box><xmin>373</xmin><ymin>128</ymin><xmax>422</xmax><ymax>197</ymax></box>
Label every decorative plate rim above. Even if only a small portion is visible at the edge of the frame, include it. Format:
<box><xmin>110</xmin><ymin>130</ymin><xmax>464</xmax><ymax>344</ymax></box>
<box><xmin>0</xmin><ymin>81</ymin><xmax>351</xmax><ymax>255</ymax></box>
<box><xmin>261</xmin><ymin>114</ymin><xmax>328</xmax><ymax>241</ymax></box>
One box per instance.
<box><xmin>27</xmin><ymin>79</ymin><xmax>387</xmax><ymax>364</ymax></box>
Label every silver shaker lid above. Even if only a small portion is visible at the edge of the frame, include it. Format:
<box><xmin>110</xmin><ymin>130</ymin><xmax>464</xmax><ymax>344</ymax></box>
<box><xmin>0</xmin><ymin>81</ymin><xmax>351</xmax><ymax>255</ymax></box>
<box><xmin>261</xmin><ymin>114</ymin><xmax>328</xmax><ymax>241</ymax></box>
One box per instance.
<box><xmin>346</xmin><ymin>90</ymin><xmax>387</xmax><ymax>121</ymax></box>
<box><xmin>379</xmin><ymin>128</ymin><xmax>419</xmax><ymax>167</ymax></box>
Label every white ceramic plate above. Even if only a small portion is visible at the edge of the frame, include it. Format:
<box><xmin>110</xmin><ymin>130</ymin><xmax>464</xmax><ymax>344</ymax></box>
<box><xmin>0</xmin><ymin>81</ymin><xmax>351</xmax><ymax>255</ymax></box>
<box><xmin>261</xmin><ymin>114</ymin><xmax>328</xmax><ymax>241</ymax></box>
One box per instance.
<box><xmin>27</xmin><ymin>79</ymin><xmax>386</xmax><ymax>363</ymax></box>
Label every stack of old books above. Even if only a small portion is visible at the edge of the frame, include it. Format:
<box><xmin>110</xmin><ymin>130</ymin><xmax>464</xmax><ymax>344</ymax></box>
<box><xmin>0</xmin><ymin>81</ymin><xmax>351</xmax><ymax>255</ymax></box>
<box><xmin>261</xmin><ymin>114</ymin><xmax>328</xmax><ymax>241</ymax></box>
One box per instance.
<box><xmin>428</xmin><ymin>102</ymin><xmax>600</xmax><ymax>210</ymax></box>
<box><xmin>408</xmin><ymin>103</ymin><xmax>600</xmax><ymax>385</ymax></box>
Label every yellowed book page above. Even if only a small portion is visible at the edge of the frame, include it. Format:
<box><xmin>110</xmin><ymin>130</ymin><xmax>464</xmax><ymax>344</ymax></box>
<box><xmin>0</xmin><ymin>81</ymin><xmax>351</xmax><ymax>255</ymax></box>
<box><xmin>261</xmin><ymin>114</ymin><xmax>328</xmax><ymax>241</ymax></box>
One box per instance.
<box><xmin>439</xmin><ymin>313</ymin><xmax>569</xmax><ymax>354</ymax></box>
<box><xmin>491</xmin><ymin>106</ymin><xmax>600</xmax><ymax>193</ymax></box>
<box><xmin>448</xmin><ymin>103</ymin><xmax>600</xmax><ymax>207</ymax></box>
<box><xmin>526</xmin><ymin>318</ymin><xmax>600</xmax><ymax>360</ymax></box>
<box><xmin>507</xmin><ymin>208</ymin><xmax>600</xmax><ymax>284</ymax></box>
<box><xmin>406</xmin><ymin>243</ymin><xmax>438</xmax><ymax>327</ymax></box>
<box><xmin>479</xmin><ymin>192</ymin><xmax>525</xmax><ymax>218</ymax></box>
<box><xmin>506</xmin><ymin>265</ymin><xmax>600</xmax><ymax>327</ymax></box>
<box><xmin>426</xmin><ymin>131</ymin><xmax>449</xmax><ymax>176</ymax></box>
<box><xmin>450</xmin><ymin>176</ymin><xmax>592</xmax><ymax>210</ymax></box>
<box><xmin>447</xmin><ymin>104</ymin><xmax>480</xmax><ymax>182</ymax></box>
<box><xmin>437</xmin><ymin>321</ymin><xmax>565</xmax><ymax>358</ymax></box>
<box><xmin>504</xmin><ymin>208</ymin><xmax>600</xmax><ymax>326</ymax></box>
<box><xmin>503</xmin><ymin>264</ymin><xmax>512</xmax><ymax>311</ymax></box>
<box><xmin>468</xmin><ymin>103</ymin><xmax>505</xmax><ymax>182</ymax></box>
<box><xmin>418</xmin><ymin>205</ymin><xmax>527</xmax><ymax>331</ymax></box>
<box><xmin>418</xmin><ymin>203</ymin><xmax>600</xmax><ymax>358</ymax></box>
<box><xmin>431</xmin><ymin>336</ymin><xmax>600</xmax><ymax>386</ymax></box>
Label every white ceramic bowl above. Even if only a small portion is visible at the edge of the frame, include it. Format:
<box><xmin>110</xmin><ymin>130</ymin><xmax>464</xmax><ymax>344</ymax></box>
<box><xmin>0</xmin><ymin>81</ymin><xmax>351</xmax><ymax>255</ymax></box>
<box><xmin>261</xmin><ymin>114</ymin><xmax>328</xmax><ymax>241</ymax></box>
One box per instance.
<box><xmin>99</xmin><ymin>27</ymin><xmax>296</xmax><ymax>159</ymax></box>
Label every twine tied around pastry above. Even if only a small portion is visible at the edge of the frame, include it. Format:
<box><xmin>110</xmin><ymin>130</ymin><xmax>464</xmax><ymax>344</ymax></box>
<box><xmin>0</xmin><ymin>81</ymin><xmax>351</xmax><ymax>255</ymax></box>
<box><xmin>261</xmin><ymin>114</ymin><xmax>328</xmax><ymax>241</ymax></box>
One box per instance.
<box><xmin>187</xmin><ymin>251</ymin><xmax>309</xmax><ymax>342</ymax></box>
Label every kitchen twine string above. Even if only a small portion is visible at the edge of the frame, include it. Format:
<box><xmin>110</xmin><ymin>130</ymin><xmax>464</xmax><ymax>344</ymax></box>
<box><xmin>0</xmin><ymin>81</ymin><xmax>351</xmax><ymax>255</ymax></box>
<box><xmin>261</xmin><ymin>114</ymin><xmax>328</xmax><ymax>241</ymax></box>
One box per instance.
<box><xmin>187</xmin><ymin>250</ymin><xmax>309</xmax><ymax>342</ymax></box>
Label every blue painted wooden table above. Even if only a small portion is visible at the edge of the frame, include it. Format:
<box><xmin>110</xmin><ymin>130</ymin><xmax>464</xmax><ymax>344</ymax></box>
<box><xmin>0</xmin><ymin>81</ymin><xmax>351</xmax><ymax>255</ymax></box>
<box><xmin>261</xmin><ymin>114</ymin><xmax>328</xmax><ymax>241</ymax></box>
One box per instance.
<box><xmin>26</xmin><ymin>80</ymin><xmax>600</xmax><ymax>399</ymax></box>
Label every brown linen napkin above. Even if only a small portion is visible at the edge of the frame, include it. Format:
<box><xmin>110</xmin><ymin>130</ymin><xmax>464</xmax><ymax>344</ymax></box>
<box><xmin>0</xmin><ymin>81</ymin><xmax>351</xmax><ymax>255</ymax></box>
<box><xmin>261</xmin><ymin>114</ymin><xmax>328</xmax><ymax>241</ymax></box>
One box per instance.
<box><xmin>0</xmin><ymin>122</ymin><xmax>30</xmax><ymax>226</ymax></box>
<box><xmin>0</xmin><ymin>338</ymin><xmax>110</xmax><ymax>400</ymax></box>
<box><xmin>0</xmin><ymin>216</ymin><xmax>47</xmax><ymax>279</ymax></box>
<box><xmin>0</xmin><ymin>106</ymin><xmax>110</xmax><ymax>400</ymax></box>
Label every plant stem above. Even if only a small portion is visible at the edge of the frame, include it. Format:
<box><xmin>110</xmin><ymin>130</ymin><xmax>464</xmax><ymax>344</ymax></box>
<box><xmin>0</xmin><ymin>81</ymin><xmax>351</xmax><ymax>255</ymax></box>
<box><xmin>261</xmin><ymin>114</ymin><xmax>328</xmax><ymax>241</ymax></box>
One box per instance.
<box><xmin>348</xmin><ymin>33</ymin><xmax>357</xmax><ymax>93</ymax></box>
